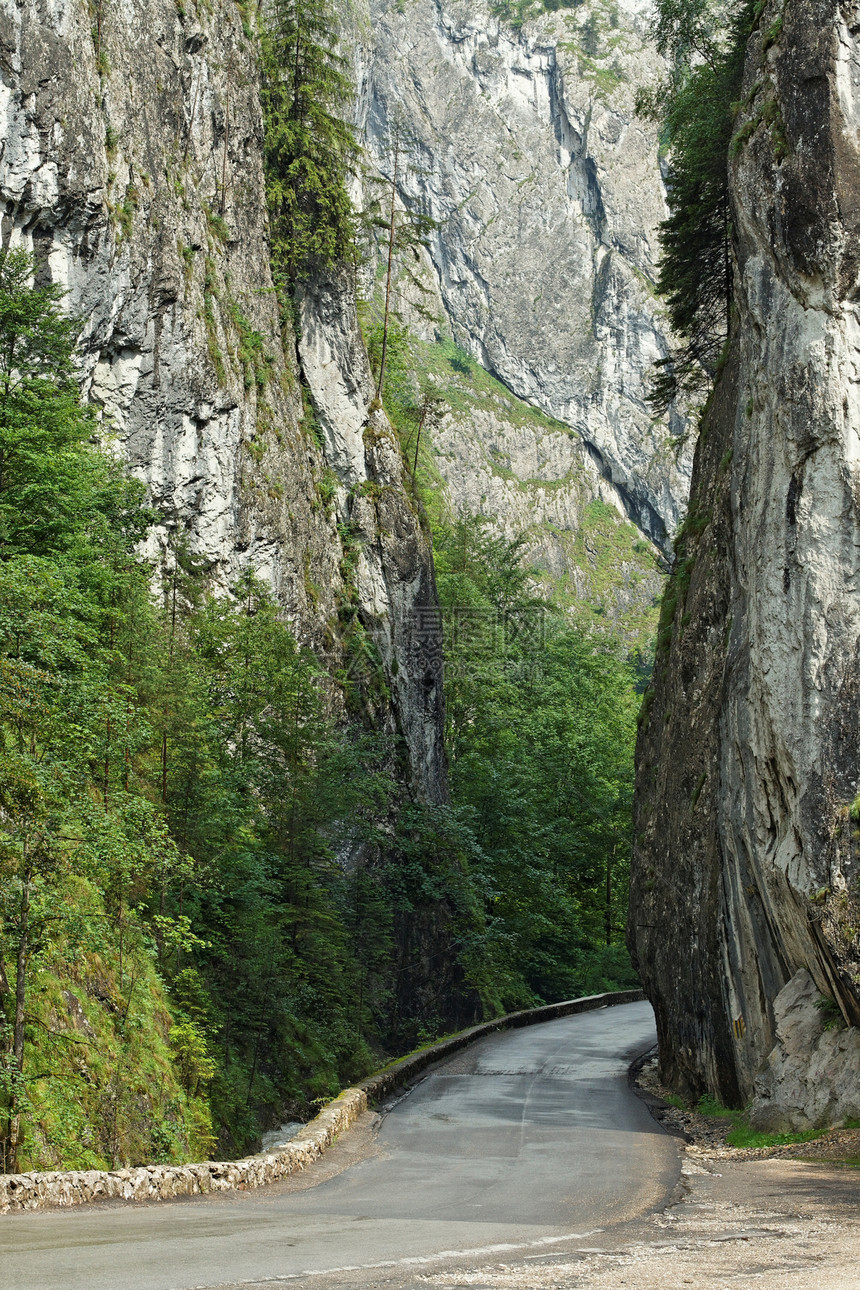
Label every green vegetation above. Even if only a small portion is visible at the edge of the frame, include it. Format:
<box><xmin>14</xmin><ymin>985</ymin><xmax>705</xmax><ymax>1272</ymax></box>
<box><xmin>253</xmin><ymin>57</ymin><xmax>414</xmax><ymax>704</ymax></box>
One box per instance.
<box><xmin>367</xmin><ymin>321</ymin><xmax>644</xmax><ymax>1011</ymax></box>
<box><xmin>493</xmin><ymin>1</ymin><xmax>628</xmax><ymax>97</ymax></box>
<box><xmin>260</xmin><ymin>0</ymin><xmax>358</xmax><ymax>280</ymax></box>
<box><xmin>364</xmin><ymin>124</ymin><xmax>438</xmax><ymax>401</ymax></box>
<box><xmin>695</xmin><ymin>1096</ymin><xmax>825</xmax><ymax>1150</ymax></box>
<box><xmin>562</xmin><ymin>500</ymin><xmax>661</xmax><ymax>652</ymax></box>
<box><xmin>1</xmin><ymin>242</ymin><xmax>637</xmax><ymax>1172</ymax></box>
<box><xmin>1</xmin><ymin>0</ymin><xmax>652</xmax><ymax>1172</ymax></box>
<box><xmin>379</xmin><ymin>333</ymin><xmax>661</xmax><ymax>652</ymax></box>
<box><xmin>0</xmin><ymin>252</ymin><xmax>477</xmax><ymax>1171</ymax></box>
<box><xmin>359</xmin><ymin>313</ymin><xmax>450</xmax><ymax>522</ymax></box>
<box><xmin>491</xmin><ymin>0</ymin><xmax>587</xmax><ymax>32</ymax></box>
<box><xmin>638</xmin><ymin>0</ymin><xmax>759</xmax><ymax>411</ymax></box>
<box><xmin>414</xmin><ymin>337</ymin><xmax>571</xmax><ymax>434</ymax></box>
<box><xmin>434</xmin><ymin>518</ymin><xmax>640</xmax><ymax>1007</ymax></box>
<box><xmin>0</xmin><ymin>246</ymin><xmax>211</xmax><ymax>1171</ymax></box>
<box><xmin>815</xmin><ymin>994</ymin><xmax>846</xmax><ymax>1032</ymax></box>
<box><xmin>649</xmin><ymin>495</ymin><xmax>710</xmax><ymax>678</ymax></box>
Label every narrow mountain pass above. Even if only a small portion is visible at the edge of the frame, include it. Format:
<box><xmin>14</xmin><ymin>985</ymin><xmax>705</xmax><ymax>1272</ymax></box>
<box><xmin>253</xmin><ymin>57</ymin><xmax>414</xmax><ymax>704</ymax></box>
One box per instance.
<box><xmin>0</xmin><ymin>1003</ymin><xmax>680</xmax><ymax>1290</ymax></box>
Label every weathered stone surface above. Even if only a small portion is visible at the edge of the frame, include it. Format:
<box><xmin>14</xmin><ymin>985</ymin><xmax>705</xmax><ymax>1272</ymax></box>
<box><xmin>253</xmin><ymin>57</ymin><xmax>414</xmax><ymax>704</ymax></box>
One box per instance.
<box><xmin>361</xmin><ymin>0</ymin><xmax>692</xmax><ymax>548</ymax></box>
<box><xmin>0</xmin><ymin>0</ymin><xmax>446</xmax><ymax>801</ymax></box>
<box><xmin>751</xmin><ymin>970</ymin><xmax>860</xmax><ymax>1131</ymax></box>
<box><xmin>0</xmin><ymin>1087</ymin><xmax>369</xmax><ymax>1213</ymax></box>
<box><xmin>429</xmin><ymin>392</ymin><xmax>663</xmax><ymax>639</ymax></box>
<box><xmin>631</xmin><ymin>0</ymin><xmax>860</xmax><ymax>1123</ymax></box>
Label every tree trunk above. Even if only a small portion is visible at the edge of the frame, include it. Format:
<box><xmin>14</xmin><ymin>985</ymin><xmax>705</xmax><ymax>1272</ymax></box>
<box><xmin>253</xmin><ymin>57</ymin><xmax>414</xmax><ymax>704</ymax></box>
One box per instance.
<box><xmin>412</xmin><ymin>399</ymin><xmax>428</xmax><ymax>481</ymax></box>
<box><xmin>13</xmin><ymin>871</ymin><xmax>29</xmax><ymax>1075</ymax></box>
<box><xmin>376</xmin><ymin>141</ymin><xmax>399</xmax><ymax>401</ymax></box>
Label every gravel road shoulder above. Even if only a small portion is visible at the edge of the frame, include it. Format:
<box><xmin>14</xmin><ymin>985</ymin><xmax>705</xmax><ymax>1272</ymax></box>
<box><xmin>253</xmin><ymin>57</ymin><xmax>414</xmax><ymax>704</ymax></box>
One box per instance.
<box><xmin>410</xmin><ymin>1153</ymin><xmax>860</xmax><ymax>1290</ymax></box>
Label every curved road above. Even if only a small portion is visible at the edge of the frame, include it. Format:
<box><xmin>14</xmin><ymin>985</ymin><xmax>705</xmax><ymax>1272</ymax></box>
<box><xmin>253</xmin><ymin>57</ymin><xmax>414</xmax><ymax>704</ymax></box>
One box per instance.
<box><xmin>0</xmin><ymin>1002</ymin><xmax>679</xmax><ymax>1290</ymax></box>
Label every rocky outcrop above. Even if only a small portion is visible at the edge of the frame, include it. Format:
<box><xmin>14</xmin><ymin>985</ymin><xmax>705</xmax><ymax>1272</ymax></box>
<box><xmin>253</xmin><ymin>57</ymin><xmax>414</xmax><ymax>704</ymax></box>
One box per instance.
<box><xmin>631</xmin><ymin>0</ymin><xmax>860</xmax><ymax>1123</ymax></box>
<box><xmin>751</xmin><ymin>970</ymin><xmax>860</xmax><ymax>1131</ymax></box>
<box><xmin>0</xmin><ymin>0</ymin><xmax>445</xmax><ymax>800</ymax></box>
<box><xmin>421</xmin><ymin>353</ymin><xmax>664</xmax><ymax>642</ymax></box>
<box><xmin>361</xmin><ymin>0</ymin><xmax>692</xmax><ymax>548</ymax></box>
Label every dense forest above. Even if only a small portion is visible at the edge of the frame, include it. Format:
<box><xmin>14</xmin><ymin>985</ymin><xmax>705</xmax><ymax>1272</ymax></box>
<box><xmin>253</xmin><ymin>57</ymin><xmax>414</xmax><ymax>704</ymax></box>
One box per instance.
<box><xmin>0</xmin><ymin>0</ymin><xmax>644</xmax><ymax>1175</ymax></box>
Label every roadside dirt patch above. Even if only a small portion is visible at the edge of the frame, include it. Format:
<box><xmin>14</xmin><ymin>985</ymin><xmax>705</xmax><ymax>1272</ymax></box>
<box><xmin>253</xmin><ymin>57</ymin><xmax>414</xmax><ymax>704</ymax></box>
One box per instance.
<box><xmin>633</xmin><ymin>1052</ymin><xmax>860</xmax><ymax>1166</ymax></box>
<box><xmin>414</xmin><ymin>1155</ymin><xmax>860</xmax><ymax>1290</ymax></box>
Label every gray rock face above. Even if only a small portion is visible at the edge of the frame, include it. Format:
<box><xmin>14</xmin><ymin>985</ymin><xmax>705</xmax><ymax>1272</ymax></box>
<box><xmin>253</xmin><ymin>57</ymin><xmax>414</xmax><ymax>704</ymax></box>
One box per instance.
<box><xmin>0</xmin><ymin>0</ymin><xmax>446</xmax><ymax>801</ymax></box>
<box><xmin>422</xmin><ymin>357</ymin><xmax>664</xmax><ymax>641</ymax></box>
<box><xmin>751</xmin><ymin>970</ymin><xmax>860</xmax><ymax>1132</ymax></box>
<box><xmin>631</xmin><ymin>0</ymin><xmax>860</xmax><ymax>1123</ymax></box>
<box><xmin>361</xmin><ymin>0</ymin><xmax>692</xmax><ymax>546</ymax></box>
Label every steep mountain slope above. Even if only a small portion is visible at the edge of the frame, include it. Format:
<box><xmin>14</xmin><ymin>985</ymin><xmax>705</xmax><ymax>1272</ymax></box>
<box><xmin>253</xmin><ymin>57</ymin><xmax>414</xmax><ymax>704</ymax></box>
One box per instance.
<box><xmin>411</xmin><ymin>337</ymin><xmax>663</xmax><ymax>644</ymax></box>
<box><xmin>361</xmin><ymin>0</ymin><xmax>691</xmax><ymax>555</ymax></box>
<box><xmin>631</xmin><ymin>0</ymin><xmax>860</xmax><ymax>1129</ymax></box>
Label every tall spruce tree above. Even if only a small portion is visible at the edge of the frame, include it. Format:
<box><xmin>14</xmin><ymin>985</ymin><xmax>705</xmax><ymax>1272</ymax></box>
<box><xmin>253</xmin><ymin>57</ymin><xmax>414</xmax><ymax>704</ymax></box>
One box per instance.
<box><xmin>260</xmin><ymin>0</ymin><xmax>358</xmax><ymax>279</ymax></box>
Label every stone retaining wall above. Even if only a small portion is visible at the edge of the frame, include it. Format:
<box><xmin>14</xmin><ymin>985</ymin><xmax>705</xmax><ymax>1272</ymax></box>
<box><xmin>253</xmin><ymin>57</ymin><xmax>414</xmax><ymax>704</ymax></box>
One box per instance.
<box><xmin>0</xmin><ymin>989</ymin><xmax>644</xmax><ymax>1213</ymax></box>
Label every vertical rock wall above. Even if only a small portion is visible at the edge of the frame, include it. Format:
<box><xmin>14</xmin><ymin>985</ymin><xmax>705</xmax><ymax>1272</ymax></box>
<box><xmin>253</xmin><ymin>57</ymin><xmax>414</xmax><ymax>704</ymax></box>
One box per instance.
<box><xmin>631</xmin><ymin>0</ymin><xmax>860</xmax><ymax>1127</ymax></box>
<box><xmin>362</xmin><ymin>0</ymin><xmax>692</xmax><ymax>547</ymax></box>
<box><xmin>0</xmin><ymin>0</ymin><xmax>446</xmax><ymax>803</ymax></box>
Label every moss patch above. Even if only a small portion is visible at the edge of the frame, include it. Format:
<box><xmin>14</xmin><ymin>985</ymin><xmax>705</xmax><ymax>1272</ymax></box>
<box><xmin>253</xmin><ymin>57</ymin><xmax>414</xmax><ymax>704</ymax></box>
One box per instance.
<box><xmin>16</xmin><ymin>876</ymin><xmax>214</xmax><ymax>1172</ymax></box>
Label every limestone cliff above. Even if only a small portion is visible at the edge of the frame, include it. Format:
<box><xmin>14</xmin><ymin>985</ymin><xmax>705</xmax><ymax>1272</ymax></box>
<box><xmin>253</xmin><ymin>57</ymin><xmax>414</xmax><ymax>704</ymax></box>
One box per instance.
<box><xmin>360</xmin><ymin>0</ymin><xmax>692</xmax><ymax>553</ymax></box>
<box><xmin>0</xmin><ymin>0</ymin><xmax>446</xmax><ymax>806</ymax></box>
<box><xmin>631</xmin><ymin>0</ymin><xmax>860</xmax><ymax>1129</ymax></box>
<box><xmin>407</xmin><ymin>336</ymin><xmax>663</xmax><ymax>644</ymax></box>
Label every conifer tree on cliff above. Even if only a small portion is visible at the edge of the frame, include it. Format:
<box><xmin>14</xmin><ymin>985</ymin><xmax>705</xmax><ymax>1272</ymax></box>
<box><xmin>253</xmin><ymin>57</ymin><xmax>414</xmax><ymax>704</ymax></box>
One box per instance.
<box><xmin>260</xmin><ymin>0</ymin><xmax>358</xmax><ymax>280</ymax></box>
<box><xmin>638</xmin><ymin>0</ymin><xmax>757</xmax><ymax>412</ymax></box>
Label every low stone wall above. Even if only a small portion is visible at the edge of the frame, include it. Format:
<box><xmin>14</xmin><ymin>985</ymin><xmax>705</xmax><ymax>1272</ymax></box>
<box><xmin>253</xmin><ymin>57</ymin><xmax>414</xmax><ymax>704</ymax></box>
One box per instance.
<box><xmin>0</xmin><ymin>988</ymin><xmax>644</xmax><ymax>1213</ymax></box>
<box><xmin>0</xmin><ymin>1087</ymin><xmax>369</xmax><ymax>1215</ymax></box>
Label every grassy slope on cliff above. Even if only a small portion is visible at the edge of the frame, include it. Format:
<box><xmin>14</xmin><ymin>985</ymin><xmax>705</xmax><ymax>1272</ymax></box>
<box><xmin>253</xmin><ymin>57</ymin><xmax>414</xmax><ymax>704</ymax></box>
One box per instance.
<box><xmin>370</xmin><ymin>322</ymin><xmax>663</xmax><ymax>658</ymax></box>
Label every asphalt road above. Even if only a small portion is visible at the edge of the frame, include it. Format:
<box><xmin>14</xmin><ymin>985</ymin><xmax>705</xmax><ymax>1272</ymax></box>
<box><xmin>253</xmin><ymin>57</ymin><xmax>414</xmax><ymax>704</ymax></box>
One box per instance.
<box><xmin>0</xmin><ymin>1001</ymin><xmax>680</xmax><ymax>1290</ymax></box>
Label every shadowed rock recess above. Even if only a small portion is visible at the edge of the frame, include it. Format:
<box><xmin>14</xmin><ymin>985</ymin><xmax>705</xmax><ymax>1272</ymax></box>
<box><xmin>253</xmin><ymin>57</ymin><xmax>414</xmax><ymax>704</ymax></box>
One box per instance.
<box><xmin>631</xmin><ymin>0</ymin><xmax>860</xmax><ymax>1130</ymax></box>
<box><xmin>0</xmin><ymin>0</ymin><xmax>462</xmax><ymax>1015</ymax></box>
